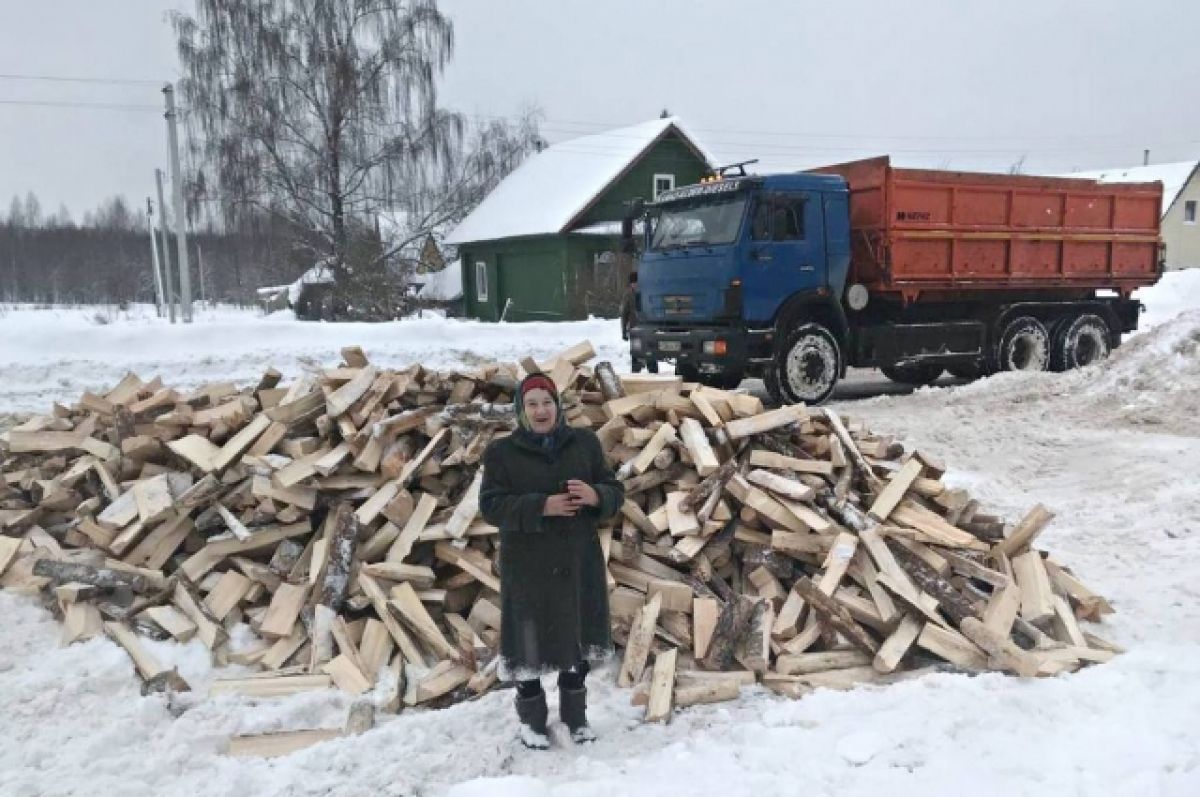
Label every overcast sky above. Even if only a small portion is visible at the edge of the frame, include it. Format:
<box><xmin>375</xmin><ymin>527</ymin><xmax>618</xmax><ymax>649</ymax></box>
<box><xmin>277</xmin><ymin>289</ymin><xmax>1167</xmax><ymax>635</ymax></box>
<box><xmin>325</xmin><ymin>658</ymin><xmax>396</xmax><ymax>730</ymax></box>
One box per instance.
<box><xmin>2</xmin><ymin>0</ymin><xmax>1198</xmax><ymax>218</ymax></box>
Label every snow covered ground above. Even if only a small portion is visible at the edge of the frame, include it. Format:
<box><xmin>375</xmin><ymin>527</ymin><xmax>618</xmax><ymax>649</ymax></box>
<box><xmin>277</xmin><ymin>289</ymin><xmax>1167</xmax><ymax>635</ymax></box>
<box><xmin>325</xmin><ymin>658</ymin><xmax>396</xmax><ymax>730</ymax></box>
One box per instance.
<box><xmin>0</xmin><ymin>303</ymin><xmax>629</xmax><ymax>416</ymax></box>
<box><xmin>2</xmin><ymin>270</ymin><xmax>1199</xmax><ymax>796</ymax></box>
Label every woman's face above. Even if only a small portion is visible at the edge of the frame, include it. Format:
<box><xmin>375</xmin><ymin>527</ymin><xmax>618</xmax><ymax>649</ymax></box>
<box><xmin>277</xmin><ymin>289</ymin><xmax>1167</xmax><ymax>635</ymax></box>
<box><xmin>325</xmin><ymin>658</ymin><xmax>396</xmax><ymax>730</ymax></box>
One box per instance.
<box><xmin>522</xmin><ymin>387</ymin><xmax>558</xmax><ymax>434</ymax></box>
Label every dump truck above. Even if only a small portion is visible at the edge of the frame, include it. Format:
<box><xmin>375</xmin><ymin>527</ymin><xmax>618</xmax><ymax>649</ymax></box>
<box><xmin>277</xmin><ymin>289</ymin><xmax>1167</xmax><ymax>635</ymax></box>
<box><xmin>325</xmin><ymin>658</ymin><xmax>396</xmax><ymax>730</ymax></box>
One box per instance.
<box><xmin>629</xmin><ymin>156</ymin><xmax>1164</xmax><ymax>404</ymax></box>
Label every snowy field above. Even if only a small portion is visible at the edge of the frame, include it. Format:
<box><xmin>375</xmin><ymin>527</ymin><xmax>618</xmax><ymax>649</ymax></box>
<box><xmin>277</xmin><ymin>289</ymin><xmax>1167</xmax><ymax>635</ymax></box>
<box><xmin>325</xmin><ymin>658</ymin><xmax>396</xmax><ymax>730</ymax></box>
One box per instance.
<box><xmin>2</xmin><ymin>271</ymin><xmax>1200</xmax><ymax>796</ymax></box>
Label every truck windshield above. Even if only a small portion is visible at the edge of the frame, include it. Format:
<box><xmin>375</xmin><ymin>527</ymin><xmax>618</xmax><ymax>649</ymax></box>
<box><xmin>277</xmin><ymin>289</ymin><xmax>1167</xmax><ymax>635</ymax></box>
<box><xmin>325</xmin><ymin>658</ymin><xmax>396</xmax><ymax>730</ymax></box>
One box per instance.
<box><xmin>650</xmin><ymin>196</ymin><xmax>747</xmax><ymax>249</ymax></box>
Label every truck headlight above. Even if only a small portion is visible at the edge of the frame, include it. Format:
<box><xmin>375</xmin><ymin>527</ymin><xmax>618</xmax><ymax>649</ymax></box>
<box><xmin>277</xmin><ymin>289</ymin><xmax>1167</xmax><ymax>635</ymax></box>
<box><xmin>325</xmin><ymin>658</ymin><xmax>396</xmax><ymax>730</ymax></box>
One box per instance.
<box><xmin>702</xmin><ymin>340</ymin><xmax>727</xmax><ymax>356</ymax></box>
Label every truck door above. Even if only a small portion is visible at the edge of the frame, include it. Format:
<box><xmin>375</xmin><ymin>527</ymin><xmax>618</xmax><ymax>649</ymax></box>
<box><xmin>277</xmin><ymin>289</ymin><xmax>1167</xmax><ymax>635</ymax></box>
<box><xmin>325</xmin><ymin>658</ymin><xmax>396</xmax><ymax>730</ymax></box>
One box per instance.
<box><xmin>742</xmin><ymin>192</ymin><xmax>826</xmax><ymax>323</ymax></box>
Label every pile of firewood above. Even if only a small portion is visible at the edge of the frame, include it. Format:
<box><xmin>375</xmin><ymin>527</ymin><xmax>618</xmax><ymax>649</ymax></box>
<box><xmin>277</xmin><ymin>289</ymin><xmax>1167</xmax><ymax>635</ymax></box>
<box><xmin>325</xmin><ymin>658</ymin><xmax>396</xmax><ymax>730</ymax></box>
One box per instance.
<box><xmin>0</xmin><ymin>341</ymin><xmax>1120</xmax><ymax>753</ymax></box>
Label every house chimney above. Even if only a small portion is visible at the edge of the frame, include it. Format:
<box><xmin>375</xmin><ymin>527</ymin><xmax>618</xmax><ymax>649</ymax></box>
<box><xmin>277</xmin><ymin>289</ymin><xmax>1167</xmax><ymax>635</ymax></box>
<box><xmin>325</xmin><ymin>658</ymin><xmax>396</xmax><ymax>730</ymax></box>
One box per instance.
<box><xmin>1143</xmin><ymin>149</ymin><xmax>1150</xmax><ymax>166</ymax></box>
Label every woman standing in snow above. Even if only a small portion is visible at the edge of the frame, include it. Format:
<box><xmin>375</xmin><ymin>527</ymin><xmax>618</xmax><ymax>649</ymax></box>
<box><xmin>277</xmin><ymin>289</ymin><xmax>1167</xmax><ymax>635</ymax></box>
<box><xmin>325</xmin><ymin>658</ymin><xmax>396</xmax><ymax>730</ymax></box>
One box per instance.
<box><xmin>480</xmin><ymin>373</ymin><xmax>624</xmax><ymax>748</ymax></box>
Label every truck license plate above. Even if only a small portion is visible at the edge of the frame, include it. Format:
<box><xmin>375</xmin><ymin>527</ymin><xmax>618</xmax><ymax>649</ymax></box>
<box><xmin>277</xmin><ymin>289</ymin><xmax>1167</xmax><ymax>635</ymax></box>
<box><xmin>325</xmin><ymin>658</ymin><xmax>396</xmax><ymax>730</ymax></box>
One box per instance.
<box><xmin>658</xmin><ymin>341</ymin><xmax>681</xmax><ymax>353</ymax></box>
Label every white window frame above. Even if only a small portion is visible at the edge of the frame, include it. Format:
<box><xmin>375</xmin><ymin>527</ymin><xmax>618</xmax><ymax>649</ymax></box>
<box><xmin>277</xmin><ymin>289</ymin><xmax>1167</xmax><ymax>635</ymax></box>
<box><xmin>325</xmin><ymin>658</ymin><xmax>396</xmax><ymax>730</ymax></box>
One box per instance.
<box><xmin>1185</xmin><ymin>200</ymin><xmax>1197</xmax><ymax>225</ymax></box>
<box><xmin>653</xmin><ymin>173</ymin><xmax>675</xmax><ymax>199</ymax></box>
<box><xmin>475</xmin><ymin>260</ymin><xmax>488</xmax><ymax>302</ymax></box>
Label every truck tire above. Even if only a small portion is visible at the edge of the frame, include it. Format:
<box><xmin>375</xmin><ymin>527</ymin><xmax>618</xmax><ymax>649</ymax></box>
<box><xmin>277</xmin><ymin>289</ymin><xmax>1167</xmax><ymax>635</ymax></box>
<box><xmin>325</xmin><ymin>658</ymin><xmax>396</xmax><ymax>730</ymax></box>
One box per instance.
<box><xmin>993</xmin><ymin>316</ymin><xmax>1050</xmax><ymax>373</ymax></box>
<box><xmin>880</xmin><ymin>363</ymin><xmax>944</xmax><ymax>386</ymax></box>
<box><xmin>766</xmin><ymin>322</ymin><xmax>841</xmax><ymax>405</ymax></box>
<box><xmin>1053</xmin><ymin>313</ymin><xmax>1111</xmax><ymax>371</ymax></box>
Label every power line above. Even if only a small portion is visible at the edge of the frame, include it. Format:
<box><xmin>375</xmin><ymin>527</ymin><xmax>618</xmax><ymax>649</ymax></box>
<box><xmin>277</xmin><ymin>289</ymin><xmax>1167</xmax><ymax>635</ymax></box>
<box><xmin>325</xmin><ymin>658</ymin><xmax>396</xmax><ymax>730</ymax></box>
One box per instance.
<box><xmin>0</xmin><ymin>73</ymin><xmax>1180</xmax><ymax>149</ymax></box>
<box><xmin>0</xmin><ymin>99</ymin><xmax>160</xmax><ymax>112</ymax></box>
<box><xmin>0</xmin><ymin>84</ymin><xmax>1175</xmax><ymax>152</ymax></box>
<box><xmin>467</xmin><ymin>111</ymin><xmax>1185</xmax><ymax>146</ymax></box>
<box><xmin>546</xmin><ymin>137</ymin><xmax>1200</xmax><ymax>158</ymax></box>
<box><xmin>0</xmin><ymin>72</ymin><xmax>162</xmax><ymax>87</ymax></box>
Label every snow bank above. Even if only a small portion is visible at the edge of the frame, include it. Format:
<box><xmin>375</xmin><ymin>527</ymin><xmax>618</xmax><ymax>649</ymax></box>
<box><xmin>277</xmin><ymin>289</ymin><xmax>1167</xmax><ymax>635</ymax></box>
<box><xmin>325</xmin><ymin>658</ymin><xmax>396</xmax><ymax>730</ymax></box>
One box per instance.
<box><xmin>0</xmin><ymin>303</ymin><xmax>626</xmax><ymax>414</ymax></box>
<box><xmin>1134</xmin><ymin>266</ymin><xmax>1200</xmax><ymax>330</ymax></box>
<box><xmin>859</xmin><ymin>307</ymin><xmax>1200</xmax><ymax>438</ymax></box>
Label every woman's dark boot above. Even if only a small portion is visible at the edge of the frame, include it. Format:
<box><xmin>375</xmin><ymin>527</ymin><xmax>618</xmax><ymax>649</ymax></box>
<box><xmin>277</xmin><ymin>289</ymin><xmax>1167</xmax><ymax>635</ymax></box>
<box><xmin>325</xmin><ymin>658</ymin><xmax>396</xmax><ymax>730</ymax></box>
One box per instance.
<box><xmin>559</xmin><ymin>686</ymin><xmax>596</xmax><ymax>743</ymax></box>
<box><xmin>514</xmin><ymin>691</ymin><xmax>550</xmax><ymax>749</ymax></box>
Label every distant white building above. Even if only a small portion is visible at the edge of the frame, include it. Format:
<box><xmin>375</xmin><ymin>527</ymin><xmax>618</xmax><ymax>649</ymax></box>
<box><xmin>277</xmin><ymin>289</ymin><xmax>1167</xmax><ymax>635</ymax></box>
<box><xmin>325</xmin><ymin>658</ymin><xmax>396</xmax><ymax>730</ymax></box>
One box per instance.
<box><xmin>1054</xmin><ymin>161</ymin><xmax>1200</xmax><ymax>271</ymax></box>
<box><xmin>413</xmin><ymin>259</ymin><xmax>462</xmax><ymax>301</ymax></box>
<box><xmin>409</xmin><ymin>258</ymin><xmax>464</xmax><ymax>316</ymax></box>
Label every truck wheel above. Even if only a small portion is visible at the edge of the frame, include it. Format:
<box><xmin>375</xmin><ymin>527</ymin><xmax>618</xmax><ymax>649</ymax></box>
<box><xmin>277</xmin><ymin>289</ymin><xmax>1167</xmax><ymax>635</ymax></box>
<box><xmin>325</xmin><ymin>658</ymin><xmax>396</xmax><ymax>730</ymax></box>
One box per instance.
<box><xmin>768</xmin><ymin>322</ymin><xmax>842</xmax><ymax>405</ymax></box>
<box><xmin>880</xmin><ymin>363</ymin><xmax>944</xmax><ymax>386</ymax></box>
<box><xmin>1054</xmin><ymin>314</ymin><xmax>1111</xmax><ymax>370</ymax></box>
<box><xmin>676</xmin><ymin>364</ymin><xmax>701</xmax><ymax>382</ymax></box>
<box><xmin>994</xmin><ymin>316</ymin><xmax>1050</xmax><ymax>373</ymax></box>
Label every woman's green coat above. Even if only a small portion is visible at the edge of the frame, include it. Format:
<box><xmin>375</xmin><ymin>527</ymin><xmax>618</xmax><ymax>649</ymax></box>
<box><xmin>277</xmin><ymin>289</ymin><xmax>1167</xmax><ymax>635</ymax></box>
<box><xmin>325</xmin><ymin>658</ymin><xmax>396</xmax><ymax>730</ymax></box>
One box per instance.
<box><xmin>480</xmin><ymin>426</ymin><xmax>624</xmax><ymax>676</ymax></box>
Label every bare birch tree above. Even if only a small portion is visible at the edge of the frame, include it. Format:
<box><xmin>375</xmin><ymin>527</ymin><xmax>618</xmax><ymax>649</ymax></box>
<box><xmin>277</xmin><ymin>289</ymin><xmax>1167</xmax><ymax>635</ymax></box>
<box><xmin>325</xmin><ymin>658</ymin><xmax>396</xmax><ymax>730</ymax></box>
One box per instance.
<box><xmin>173</xmin><ymin>0</ymin><xmax>462</xmax><ymax>315</ymax></box>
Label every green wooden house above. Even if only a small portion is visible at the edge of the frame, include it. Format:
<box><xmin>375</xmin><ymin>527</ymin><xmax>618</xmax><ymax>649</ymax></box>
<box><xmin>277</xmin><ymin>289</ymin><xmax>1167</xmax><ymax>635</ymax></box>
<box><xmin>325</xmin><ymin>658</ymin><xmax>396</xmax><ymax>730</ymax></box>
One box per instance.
<box><xmin>446</xmin><ymin>117</ymin><xmax>711</xmax><ymax>321</ymax></box>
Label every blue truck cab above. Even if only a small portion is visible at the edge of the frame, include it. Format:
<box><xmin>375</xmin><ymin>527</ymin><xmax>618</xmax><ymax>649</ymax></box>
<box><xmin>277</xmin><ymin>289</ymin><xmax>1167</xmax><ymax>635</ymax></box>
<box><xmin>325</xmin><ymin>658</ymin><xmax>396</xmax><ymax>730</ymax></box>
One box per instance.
<box><xmin>630</xmin><ymin>171</ymin><xmax>852</xmax><ymax>403</ymax></box>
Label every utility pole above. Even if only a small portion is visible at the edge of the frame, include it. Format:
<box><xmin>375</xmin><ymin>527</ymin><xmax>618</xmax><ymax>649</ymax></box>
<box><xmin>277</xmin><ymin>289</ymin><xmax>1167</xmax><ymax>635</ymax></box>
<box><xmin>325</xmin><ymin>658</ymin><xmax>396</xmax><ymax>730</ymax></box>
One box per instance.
<box><xmin>155</xmin><ymin>168</ymin><xmax>177</xmax><ymax>324</ymax></box>
<box><xmin>146</xmin><ymin>198</ymin><xmax>166</xmax><ymax>316</ymax></box>
<box><xmin>196</xmin><ymin>236</ymin><xmax>207</xmax><ymax>307</ymax></box>
<box><xmin>163</xmin><ymin>83</ymin><xmax>193</xmax><ymax>323</ymax></box>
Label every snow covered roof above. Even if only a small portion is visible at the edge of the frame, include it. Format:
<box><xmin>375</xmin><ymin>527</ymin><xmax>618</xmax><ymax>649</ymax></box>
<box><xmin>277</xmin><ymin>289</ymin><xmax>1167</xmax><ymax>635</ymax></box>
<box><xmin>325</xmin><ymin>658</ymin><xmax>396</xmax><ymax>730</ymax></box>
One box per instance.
<box><xmin>1051</xmin><ymin>161</ymin><xmax>1200</xmax><ymax>217</ymax></box>
<box><xmin>446</xmin><ymin>117</ymin><xmax>712</xmax><ymax>245</ymax></box>
<box><xmin>415</xmin><ymin>259</ymin><xmax>463</xmax><ymax>301</ymax></box>
<box><xmin>287</xmin><ymin>260</ymin><xmax>335</xmax><ymax>305</ymax></box>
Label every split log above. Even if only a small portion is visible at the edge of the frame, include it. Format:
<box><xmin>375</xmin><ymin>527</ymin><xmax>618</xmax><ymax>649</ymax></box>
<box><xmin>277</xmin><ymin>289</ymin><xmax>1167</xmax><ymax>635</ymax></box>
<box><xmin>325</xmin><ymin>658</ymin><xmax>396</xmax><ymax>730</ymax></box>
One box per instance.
<box><xmin>700</xmin><ymin>594</ymin><xmax>760</xmax><ymax>671</ymax></box>
<box><xmin>311</xmin><ymin>503</ymin><xmax>359</xmax><ymax>669</ymax></box>
<box><xmin>888</xmin><ymin>541</ymin><xmax>978</xmax><ymax>625</ymax></box>
<box><xmin>794</xmin><ymin>577</ymin><xmax>879</xmax><ymax>656</ymax></box>
<box><xmin>618</xmin><ymin>592</ymin><xmax>662</xmax><ymax>687</ymax></box>
<box><xmin>681</xmin><ymin>456</ymin><xmax>738</xmax><ymax>513</ymax></box>
<box><xmin>104</xmin><ymin>622</ymin><xmax>191</xmax><ymax>693</ymax></box>
<box><xmin>644</xmin><ymin>648</ymin><xmax>678</xmax><ymax>723</ymax></box>
<box><xmin>32</xmin><ymin>559</ymin><xmax>149</xmax><ymax>593</ymax></box>
<box><xmin>594</xmin><ymin>361</ymin><xmax>626</xmax><ymax>401</ymax></box>
<box><xmin>992</xmin><ymin>504</ymin><xmax>1055</xmax><ymax>559</ymax></box>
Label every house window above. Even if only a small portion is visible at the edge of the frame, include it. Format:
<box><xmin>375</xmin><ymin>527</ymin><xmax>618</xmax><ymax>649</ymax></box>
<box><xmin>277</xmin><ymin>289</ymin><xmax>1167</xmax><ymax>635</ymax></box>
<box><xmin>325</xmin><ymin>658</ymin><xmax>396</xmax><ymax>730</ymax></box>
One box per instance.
<box><xmin>1186</xmin><ymin>200</ymin><xmax>1197</xmax><ymax>224</ymax></box>
<box><xmin>653</xmin><ymin>173</ymin><xmax>675</xmax><ymax>199</ymax></box>
<box><xmin>475</xmin><ymin>261</ymin><xmax>488</xmax><ymax>302</ymax></box>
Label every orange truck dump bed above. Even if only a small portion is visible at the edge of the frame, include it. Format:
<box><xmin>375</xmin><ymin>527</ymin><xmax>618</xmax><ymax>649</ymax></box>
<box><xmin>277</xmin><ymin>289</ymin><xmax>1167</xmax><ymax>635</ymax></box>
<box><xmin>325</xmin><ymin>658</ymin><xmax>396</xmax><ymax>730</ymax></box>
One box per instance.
<box><xmin>812</xmin><ymin>156</ymin><xmax>1163</xmax><ymax>300</ymax></box>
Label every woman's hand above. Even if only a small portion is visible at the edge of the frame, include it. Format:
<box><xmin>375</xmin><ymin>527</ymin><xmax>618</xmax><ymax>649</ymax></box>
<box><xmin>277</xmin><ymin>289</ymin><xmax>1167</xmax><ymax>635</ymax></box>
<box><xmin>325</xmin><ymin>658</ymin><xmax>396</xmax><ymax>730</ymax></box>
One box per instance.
<box><xmin>543</xmin><ymin>493</ymin><xmax>580</xmax><ymax>517</ymax></box>
<box><xmin>566</xmin><ymin>480</ymin><xmax>599</xmax><ymax>508</ymax></box>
